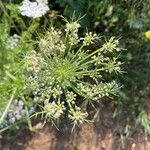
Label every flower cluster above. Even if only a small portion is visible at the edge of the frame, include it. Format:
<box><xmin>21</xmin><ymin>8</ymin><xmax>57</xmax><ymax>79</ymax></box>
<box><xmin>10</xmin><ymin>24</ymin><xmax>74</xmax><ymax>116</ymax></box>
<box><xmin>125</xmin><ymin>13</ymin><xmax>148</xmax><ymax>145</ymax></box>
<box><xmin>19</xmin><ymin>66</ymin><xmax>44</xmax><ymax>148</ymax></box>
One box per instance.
<box><xmin>81</xmin><ymin>32</ymin><xmax>97</xmax><ymax>46</ymax></box>
<box><xmin>39</xmin><ymin>27</ymin><xmax>66</xmax><ymax>56</ymax></box>
<box><xmin>43</xmin><ymin>101</ymin><xmax>65</xmax><ymax>120</ymax></box>
<box><xmin>25</xmin><ymin>20</ymin><xmax>122</xmax><ymax>126</ymax></box>
<box><xmin>69</xmin><ymin>106</ymin><xmax>88</xmax><ymax>125</ymax></box>
<box><xmin>77</xmin><ymin>81</ymin><xmax>119</xmax><ymax>100</ymax></box>
<box><xmin>6</xmin><ymin>34</ymin><xmax>20</xmax><ymax>50</ymax></box>
<box><xmin>19</xmin><ymin>0</ymin><xmax>49</xmax><ymax>18</ymax></box>
<box><xmin>65</xmin><ymin>21</ymin><xmax>80</xmax><ymax>45</ymax></box>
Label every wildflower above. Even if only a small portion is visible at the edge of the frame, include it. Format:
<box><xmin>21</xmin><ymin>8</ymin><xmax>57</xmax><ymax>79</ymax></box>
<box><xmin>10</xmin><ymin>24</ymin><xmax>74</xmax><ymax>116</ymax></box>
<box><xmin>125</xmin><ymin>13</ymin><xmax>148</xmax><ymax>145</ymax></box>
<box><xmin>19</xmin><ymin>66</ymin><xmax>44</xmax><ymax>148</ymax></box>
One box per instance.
<box><xmin>145</xmin><ymin>30</ymin><xmax>150</xmax><ymax>39</ymax></box>
<box><xmin>81</xmin><ymin>32</ymin><xmax>97</xmax><ymax>46</ymax></box>
<box><xmin>44</xmin><ymin>101</ymin><xmax>65</xmax><ymax>120</ymax></box>
<box><xmin>51</xmin><ymin>85</ymin><xmax>63</xmax><ymax>99</ymax></box>
<box><xmin>65</xmin><ymin>21</ymin><xmax>80</xmax><ymax>45</ymax></box>
<box><xmin>19</xmin><ymin>0</ymin><xmax>49</xmax><ymax>18</ymax></box>
<box><xmin>69</xmin><ymin>106</ymin><xmax>88</xmax><ymax>125</ymax></box>
<box><xmin>65</xmin><ymin>22</ymin><xmax>80</xmax><ymax>33</ymax></box>
<box><xmin>66</xmin><ymin>91</ymin><xmax>76</xmax><ymax>104</ymax></box>
<box><xmin>6</xmin><ymin>34</ymin><xmax>19</xmax><ymax>49</ymax></box>
<box><xmin>25</xmin><ymin>20</ymin><xmax>122</xmax><ymax>126</ymax></box>
<box><xmin>39</xmin><ymin>28</ymin><xmax>65</xmax><ymax>55</ymax></box>
<box><xmin>102</xmin><ymin>37</ymin><xmax>120</xmax><ymax>52</ymax></box>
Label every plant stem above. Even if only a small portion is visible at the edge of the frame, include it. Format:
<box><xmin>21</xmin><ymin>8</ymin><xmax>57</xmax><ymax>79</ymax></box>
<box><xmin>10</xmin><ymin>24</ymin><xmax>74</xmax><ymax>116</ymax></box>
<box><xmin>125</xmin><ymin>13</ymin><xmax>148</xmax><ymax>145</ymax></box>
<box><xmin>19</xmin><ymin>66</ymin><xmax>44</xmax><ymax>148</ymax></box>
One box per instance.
<box><xmin>77</xmin><ymin>59</ymin><xmax>96</xmax><ymax>68</ymax></box>
<box><xmin>76</xmin><ymin>68</ymin><xmax>105</xmax><ymax>75</ymax></box>
<box><xmin>77</xmin><ymin>47</ymin><xmax>104</xmax><ymax>65</ymax></box>
<box><xmin>25</xmin><ymin>105</ymin><xmax>33</xmax><ymax>131</ymax></box>
<box><xmin>70</xmin><ymin>44</ymin><xmax>84</xmax><ymax>61</ymax></box>
<box><xmin>0</xmin><ymin>0</ymin><xmax>19</xmax><ymax>33</ymax></box>
<box><xmin>0</xmin><ymin>88</ymin><xmax>16</xmax><ymax>124</ymax></box>
<box><xmin>0</xmin><ymin>0</ymin><xmax>9</xmax><ymax>19</ymax></box>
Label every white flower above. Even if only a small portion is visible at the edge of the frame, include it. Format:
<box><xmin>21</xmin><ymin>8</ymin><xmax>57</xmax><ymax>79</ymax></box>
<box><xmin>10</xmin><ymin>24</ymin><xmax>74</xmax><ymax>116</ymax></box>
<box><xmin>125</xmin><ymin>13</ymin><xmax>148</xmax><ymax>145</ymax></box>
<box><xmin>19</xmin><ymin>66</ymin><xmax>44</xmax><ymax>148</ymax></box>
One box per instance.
<box><xmin>65</xmin><ymin>22</ymin><xmax>80</xmax><ymax>33</ymax></box>
<box><xmin>81</xmin><ymin>32</ymin><xmax>97</xmax><ymax>46</ymax></box>
<box><xmin>6</xmin><ymin>34</ymin><xmax>19</xmax><ymax>49</ymax></box>
<box><xmin>19</xmin><ymin>0</ymin><xmax>49</xmax><ymax>18</ymax></box>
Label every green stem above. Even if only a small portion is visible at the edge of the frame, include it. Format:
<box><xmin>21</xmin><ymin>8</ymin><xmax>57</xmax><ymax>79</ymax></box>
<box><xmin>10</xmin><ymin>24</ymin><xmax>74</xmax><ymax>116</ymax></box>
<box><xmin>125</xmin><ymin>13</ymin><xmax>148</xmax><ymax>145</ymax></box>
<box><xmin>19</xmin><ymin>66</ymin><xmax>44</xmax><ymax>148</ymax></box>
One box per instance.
<box><xmin>0</xmin><ymin>0</ymin><xmax>9</xmax><ymax>19</ymax></box>
<box><xmin>5</xmin><ymin>71</ymin><xmax>17</xmax><ymax>81</ymax></box>
<box><xmin>76</xmin><ymin>79</ymin><xmax>95</xmax><ymax>87</ymax></box>
<box><xmin>22</xmin><ymin>96</ymin><xmax>34</xmax><ymax>131</ymax></box>
<box><xmin>64</xmin><ymin>32</ymin><xmax>69</xmax><ymax>44</ymax></box>
<box><xmin>76</xmin><ymin>68</ymin><xmax>104</xmax><ymax>75</ymax></box>
<box><xmin>70</xmin><ymin>44</ymin><xmax>84</xmax><ymax>61</ymax></box>
<box><xmin>25</xmin><ymin>106</ymin><xmax>33</xmax><ymax>131</ymax></box>
<box><xmin>77</xmin><ymin>47</ymin><xmax>104</xmax><ymax>65</ymax></box>
<box><xmin>0</xmin><ymin>88</ymin><xmax>16</xmax><ymax>124</ymax></box>
<box><xmin>76</xmin><ymin>59</ymin><xmax>97</xmax><ymax>69</ymax></box>
<box><xmin>0</xmin><ymin>44</ymin><xmax>5</xmax><ymax>80</ymax></box>
<box><xmin>66</xmin><ymin>44</ymin><xmax>73</xmax><ymax>58</ymax></box>
<box><xmin>29</xmin><ymin>111</ymin><xmax>45</xmax><ymax>119</ymax></box>
<box><xmin>64</xmin><ymin>89</ymin><xmax>72</xmax><ymax>109</ymax></box>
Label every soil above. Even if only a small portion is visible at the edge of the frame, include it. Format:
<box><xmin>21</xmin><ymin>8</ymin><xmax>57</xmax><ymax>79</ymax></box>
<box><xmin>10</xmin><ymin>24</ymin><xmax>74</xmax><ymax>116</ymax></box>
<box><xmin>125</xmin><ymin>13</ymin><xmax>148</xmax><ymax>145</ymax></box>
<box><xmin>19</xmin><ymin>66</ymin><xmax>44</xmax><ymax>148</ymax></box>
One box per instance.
<box><xmin>1</xmin><ymin>103</ymin><xmax>150</xmax><ymax>150</ymax></box>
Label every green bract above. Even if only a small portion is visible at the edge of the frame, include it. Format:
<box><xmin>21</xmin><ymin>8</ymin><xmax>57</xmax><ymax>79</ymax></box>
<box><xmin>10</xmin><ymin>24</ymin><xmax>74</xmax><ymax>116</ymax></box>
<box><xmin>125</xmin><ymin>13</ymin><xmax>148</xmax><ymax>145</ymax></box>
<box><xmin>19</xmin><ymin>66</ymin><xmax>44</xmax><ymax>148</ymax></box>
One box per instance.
<box><xmin>25</xmin><ymin>20</ymin><xmax>122</xmax><ymax>126</ymax></box>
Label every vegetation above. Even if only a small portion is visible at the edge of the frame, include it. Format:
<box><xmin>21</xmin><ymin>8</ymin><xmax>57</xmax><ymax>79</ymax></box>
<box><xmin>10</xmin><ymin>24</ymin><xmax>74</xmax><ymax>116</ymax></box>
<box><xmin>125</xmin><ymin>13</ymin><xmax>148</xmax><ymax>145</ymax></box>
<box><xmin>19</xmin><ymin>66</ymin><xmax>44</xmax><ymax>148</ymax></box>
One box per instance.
<box><xmin>0</xmin><ymin>0</ymin><xmax>150</xmax><ymax>137</ymax></box>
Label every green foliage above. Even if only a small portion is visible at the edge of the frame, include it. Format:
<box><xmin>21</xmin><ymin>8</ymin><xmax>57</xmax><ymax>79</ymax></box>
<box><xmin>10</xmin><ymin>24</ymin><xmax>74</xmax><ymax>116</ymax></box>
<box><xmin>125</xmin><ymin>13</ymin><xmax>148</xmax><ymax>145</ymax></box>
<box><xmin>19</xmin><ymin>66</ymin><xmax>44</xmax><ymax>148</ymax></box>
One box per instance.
<box><xmin>0</xmin><ymin>26</ymin><xmax>26</xmax><ymax>112</ymax></box>
<box><xmin>0</xmin><ymin>0</ymin><xmax>149</xmax><ymax>136</ymax></box>
<box><xmin>55</xmin><ymin>0</ymin><xmax>150</xmax><ymax>32</ymax></box>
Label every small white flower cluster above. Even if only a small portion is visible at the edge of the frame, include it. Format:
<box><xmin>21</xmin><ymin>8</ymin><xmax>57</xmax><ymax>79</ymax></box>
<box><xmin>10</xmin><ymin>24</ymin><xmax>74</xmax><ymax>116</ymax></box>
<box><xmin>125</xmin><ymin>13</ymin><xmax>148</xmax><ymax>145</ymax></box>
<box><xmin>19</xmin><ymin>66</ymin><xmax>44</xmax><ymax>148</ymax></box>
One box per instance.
<box><xmin>65</xmin><ymin>22</ymin><xmax>98</xmax><ymax>46</ymax></box>
<box><xmin>44</xmin><ymin>101</ymin><xmax>65</xmax><ymax>120</ymax></box>
<box><xmin>102</xmin><ymin>37</ymin><xmax>120</xmax><ymax>52</ymax></box>
<box><xmin>25</xmin><ymin>50</ymin><xmax>45</xmax><ymax>73</ymax></box>
<box><xmin>94</xmin><ymin>81</ymin><xmax>119</xmax><ymax>98</ymax></box>
<box><xmin>33</xmin><ymin>85</ymin><xmax>52</xmax><ymax>102</ymax></box>
<box><xmin>69</xmin><ymin>106</ymin><xmax>88</xmax><ymax>125</ymax></box>
<box><xmin>104</xmin><ymin>58</ymin><xmax>122</xmax><ymax>73</ymax></box>
<box><xmin>78</xmin><ymin>83</ymin><xmax>95</xmax><ymax>99</ymax></box>
<box><xmin>51</xmin><ymin>85</ymin><xmax>63</xmax><ymax>99</ymax></box>
<box><xmin>66</xmin><ymin>91</ymin><xmax>76</xmax><ymax>104</ymax></box>
<box><xmin>65</xmin><ymin>22</ymin><xmax>80</xmax><ymax>33</ymax></box>
<box><xmin>6</xmin><ymin>34</ymin><xmax>19</xmax><ymax>50</ymax></box>
<box><xmin>90</xmin><ymin>37</ymin><xmax>122</xmax><ymax>74</ymax></box>
<box><xmin>39</xmin><ymin>27</ymin><xmax>66</xmax><ymax>55</ymax></box>
<box><xmin>19</xmin><ymin>0</ymin><xmax>49</xmax><ymax>18</ymax></box>
<box><xmin>77</xmin><ymin>81</ymin><xmax>118</xmax><ymax>100</ymax></box>
<box><xmin>81</xmin><ymin>32</ymin><xmax>97</xmax><ymax>46</ymax></box>
<box><xmin>65</xmin><ymin>21</ymin><xmax>81</xmax><ymax>45</ymax></box>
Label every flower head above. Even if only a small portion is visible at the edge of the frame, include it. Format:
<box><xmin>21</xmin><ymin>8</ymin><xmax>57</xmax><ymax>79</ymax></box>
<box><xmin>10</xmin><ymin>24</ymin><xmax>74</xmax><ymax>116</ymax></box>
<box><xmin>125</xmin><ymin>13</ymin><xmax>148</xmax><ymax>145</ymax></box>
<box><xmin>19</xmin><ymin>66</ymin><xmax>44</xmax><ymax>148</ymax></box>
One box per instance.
<box><xmin>81</xmin><ymin>32</ymin><xmax>97</xmax><ymax>46</ymax></box>
<box><xmin>25</xmin><ymin>19</ymin><xmax>122</xmax><ymax>127</ymax></box>
<box><xmin>6</xmin><ymin>34</ymin><xmax>20</xmax><ymax>49</ymax></box>
<box><xmin>145</xmin><ymin>30</ymin><xmax>150</xmax><ymax>39</ymax></box>
<box><xmin>19</xmin><ymin>0</ymin><xmax>49</xmax><ymax>18</ymax></box>
<box><xmin>65</xmin><ymin>22</ymin><xmax>80</xmax><ymax>33</ymax></box>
